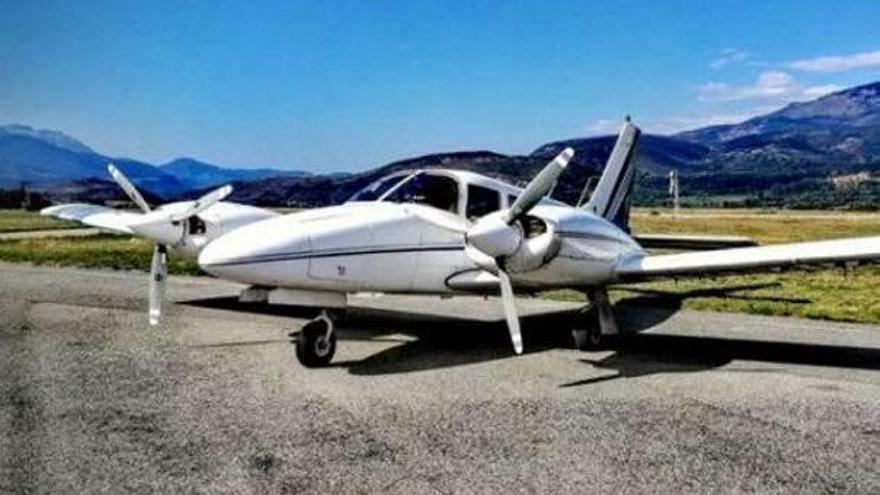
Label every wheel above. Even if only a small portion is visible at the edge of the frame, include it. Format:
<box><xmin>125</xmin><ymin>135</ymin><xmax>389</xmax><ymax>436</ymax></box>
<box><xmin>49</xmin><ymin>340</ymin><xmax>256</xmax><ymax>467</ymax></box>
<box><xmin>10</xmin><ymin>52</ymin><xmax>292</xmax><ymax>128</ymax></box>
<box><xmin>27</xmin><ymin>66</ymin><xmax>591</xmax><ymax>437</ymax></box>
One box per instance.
<box><xmin>572</xmin><ymin>305</ymin><xmax>605</xmax><ymax>351</ymax></box>
<box><xmin>572</xmin><ymin>324</ymin><xmax>604</xmax><ymax>351</ymax></box>
<box><xmin>296</xmin><ymin>317</ymin><xmax>336</xmax><ymax>367</ymax></box>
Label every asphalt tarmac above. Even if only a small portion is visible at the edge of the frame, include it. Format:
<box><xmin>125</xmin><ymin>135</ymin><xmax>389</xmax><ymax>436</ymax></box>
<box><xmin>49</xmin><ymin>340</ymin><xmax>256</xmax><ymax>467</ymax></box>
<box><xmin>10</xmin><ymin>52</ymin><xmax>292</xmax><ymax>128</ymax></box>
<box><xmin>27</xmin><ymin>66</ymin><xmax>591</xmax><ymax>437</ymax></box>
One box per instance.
<box><xmin>1</xmin><ymin>262</ymin><xmax>879</xmax><ymax>493</ymax></box>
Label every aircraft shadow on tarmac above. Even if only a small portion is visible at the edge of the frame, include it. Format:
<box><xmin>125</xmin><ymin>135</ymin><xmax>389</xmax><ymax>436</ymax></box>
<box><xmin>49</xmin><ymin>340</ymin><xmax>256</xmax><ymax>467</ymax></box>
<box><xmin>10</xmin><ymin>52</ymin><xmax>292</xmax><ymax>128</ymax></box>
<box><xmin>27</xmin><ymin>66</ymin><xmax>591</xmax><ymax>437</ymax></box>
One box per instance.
<box><xmin>180</xmin><ymin>283</ymin><xmax>880</xmax><ymax>384</ymax></box>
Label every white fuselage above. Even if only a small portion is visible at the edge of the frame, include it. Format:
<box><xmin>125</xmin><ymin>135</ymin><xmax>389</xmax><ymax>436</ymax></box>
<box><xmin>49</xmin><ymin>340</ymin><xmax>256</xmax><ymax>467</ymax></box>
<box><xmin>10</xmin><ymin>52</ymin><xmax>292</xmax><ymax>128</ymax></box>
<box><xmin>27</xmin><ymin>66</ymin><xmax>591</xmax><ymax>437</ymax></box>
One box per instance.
<box><xmin>198</xmin><ymin>200</ymin><xmax>644</xmax><ymax>294</ymax></box>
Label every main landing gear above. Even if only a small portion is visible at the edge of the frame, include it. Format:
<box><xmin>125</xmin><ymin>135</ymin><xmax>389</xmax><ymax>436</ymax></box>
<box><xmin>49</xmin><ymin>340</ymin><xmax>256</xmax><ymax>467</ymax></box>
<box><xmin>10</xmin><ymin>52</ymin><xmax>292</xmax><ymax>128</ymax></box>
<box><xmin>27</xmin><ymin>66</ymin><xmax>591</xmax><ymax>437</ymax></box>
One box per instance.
<box><xmin>571</xmin><ymin>288</ymin><xmax>620</xmax><ymax>351</ymax></box>
<box><xmin>295</xmin><ymin>310</ymin><xmax>342</xmax><ymax>367</ymax></box>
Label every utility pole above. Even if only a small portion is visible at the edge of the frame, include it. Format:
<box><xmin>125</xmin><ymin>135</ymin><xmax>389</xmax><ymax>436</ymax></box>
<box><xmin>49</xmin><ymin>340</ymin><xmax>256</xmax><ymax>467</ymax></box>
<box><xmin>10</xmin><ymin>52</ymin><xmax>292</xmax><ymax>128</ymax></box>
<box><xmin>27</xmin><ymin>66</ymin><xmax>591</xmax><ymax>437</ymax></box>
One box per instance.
<box><xmin>668</xmin><ymin>170</ymin><xmax>680</xmax><ymax>217</ymax></box>
<box><xmin>19</xmin><ymin>182</ymin><xmax>29</xmax><ymax>210</ymax></box>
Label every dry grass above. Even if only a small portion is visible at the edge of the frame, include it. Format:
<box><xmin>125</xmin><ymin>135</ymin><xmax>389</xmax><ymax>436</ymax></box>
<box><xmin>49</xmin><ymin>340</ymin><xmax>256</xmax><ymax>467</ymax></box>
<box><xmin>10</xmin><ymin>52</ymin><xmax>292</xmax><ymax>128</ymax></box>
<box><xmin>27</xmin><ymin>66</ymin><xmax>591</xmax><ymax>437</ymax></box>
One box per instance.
<box><xmin>630</xmin><ymin>207</ymin><xmax>880</xmax><ymax>243</ymax></box>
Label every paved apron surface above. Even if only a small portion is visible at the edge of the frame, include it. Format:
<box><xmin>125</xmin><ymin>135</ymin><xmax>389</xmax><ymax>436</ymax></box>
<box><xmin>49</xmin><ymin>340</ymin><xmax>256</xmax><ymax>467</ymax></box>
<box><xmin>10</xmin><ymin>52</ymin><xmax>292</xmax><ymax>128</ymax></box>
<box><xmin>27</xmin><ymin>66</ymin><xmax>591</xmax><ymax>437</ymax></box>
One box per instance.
<box><xmin>1</xmin><ymin>263</ymin><xmax>879</xmax><ymax>493</ymax></box>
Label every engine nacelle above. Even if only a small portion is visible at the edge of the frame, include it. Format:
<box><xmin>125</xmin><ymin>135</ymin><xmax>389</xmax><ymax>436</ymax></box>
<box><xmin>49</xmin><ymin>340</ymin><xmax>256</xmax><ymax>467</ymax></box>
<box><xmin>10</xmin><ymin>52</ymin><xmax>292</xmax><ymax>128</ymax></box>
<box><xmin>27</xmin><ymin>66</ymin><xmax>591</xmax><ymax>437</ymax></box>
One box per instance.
<box><xmin>465</xmin><ymin>215</ymin><xmax>561</xmax><ymax>274</ymax></box>
<box><xmin>504</xmin><ymin>216</ymin><xmax>561</xmax><ymax>273</ymax></box>
<box><xmin>172</xmin><ymin>203</ymin><xmax>278</xmax><ymax>259</ymax></box>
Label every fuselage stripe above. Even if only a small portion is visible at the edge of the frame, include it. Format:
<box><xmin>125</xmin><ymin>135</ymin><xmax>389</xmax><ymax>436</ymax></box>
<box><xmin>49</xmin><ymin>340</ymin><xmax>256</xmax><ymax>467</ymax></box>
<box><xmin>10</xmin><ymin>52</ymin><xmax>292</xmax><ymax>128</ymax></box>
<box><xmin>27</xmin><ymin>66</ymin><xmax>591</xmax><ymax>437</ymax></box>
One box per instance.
<box><xmin>204</xmin><ymin>245</ymin><xmax>465</xmax><ymax>267</ymax></box>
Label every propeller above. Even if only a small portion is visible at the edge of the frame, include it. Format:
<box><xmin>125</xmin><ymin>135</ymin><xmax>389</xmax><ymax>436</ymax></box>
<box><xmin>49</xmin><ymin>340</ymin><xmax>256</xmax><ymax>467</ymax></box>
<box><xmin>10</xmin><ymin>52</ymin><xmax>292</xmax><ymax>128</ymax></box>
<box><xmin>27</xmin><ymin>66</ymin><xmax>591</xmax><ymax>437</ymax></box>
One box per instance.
<box><xmin>149</xmin><ymin>245</ymin><xmax>168</xmax><ymax>326</ymax></box>
<box><xmin>169</xmin><ymin>184</ymin><xmax>233</xmax><ymax>222</ymax></box>
<box><xmin>505</xmin><ymin>147</ymin><xmax>573</xmax><ymax>223</ymax></box>
<box><xmin>497</xmin><ymin>268</ymin><xmax>522</xmax><ymax>354</ymax></box>
<box><xmin>107</xmin><ymin>164</ymin><xmax>233</xmax><ymax>326</ymax></box>
<box><xmin>413</xmin><ymin>147</ymin><xmax>574</xmax><ymax>354</ymax></box>
<box><xmin>108</xmin><ymin>164</ymin><xmax>152</xmax><ymax>213</ymax></box>
<box><xmin>486</xmin><ymin>147</ymin><xmax>572</xmax><ymax>354</ymax></box>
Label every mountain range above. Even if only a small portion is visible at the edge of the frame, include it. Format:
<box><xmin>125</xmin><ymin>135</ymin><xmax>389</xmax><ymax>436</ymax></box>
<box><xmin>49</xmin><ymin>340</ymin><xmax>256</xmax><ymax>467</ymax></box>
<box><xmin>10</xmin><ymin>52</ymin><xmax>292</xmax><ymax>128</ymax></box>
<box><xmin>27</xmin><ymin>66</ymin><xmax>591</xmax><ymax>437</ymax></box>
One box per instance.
<box><xmin>2</xmin><ymin>80</ymin><xmax>880</xmax><ymax>208</ymax></box>
<box><xmin>0</xmin><ymin>124</ymin><xmax>309</xmax><ymax>203</ymax></box>
<box><xmin>223</xmin><ymin>81</ymin><xmax>880</xmax><ymax>209</ymax></box>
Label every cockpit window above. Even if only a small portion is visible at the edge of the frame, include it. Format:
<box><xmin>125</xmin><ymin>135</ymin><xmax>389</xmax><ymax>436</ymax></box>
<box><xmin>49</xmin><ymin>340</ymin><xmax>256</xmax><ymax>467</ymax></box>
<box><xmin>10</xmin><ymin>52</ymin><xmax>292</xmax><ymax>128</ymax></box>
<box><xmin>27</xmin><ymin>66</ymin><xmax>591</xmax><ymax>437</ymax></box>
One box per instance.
<box><xmin>347</xmin><ymin>174</ymin><xmax>409</xmax><ymax>202</ymax></box>
<box><xmin>381</xmin><ymin>173</ymin><xmax>459</xmax><ymax>213</ymax></box>
<box><xmin>467</xmin><ymin>185</ymin><xmax>501</xmax><ymax>220</ymax></box>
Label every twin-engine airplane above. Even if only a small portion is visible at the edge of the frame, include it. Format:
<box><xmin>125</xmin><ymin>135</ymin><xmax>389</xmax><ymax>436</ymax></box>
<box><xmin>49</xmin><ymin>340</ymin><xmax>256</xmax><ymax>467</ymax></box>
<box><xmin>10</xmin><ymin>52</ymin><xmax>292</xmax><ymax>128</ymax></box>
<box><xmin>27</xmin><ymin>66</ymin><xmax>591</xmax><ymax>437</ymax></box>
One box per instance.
<box><xmin>43</xmin><ymin>118</ymin><xmax>880</xmax><ymax>367</ymax></box>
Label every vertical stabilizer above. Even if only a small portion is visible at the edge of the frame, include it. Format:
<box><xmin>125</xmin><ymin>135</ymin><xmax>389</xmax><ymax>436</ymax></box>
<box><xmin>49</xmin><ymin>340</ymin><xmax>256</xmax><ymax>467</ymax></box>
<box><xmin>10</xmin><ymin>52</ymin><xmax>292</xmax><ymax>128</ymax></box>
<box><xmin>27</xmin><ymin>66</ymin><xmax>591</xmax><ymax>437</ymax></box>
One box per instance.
<box><xmin>584</xmin><ymin>117</ymin><xmax>641</xmax><ymax>231</ymax></box>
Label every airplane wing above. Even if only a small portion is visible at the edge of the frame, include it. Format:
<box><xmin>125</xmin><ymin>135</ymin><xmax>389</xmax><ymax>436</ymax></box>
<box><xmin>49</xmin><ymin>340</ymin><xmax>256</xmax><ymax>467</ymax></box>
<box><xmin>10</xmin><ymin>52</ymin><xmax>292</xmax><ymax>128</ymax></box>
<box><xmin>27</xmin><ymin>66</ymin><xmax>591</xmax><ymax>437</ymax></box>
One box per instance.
<box><xmin>615</xmin><ymin>236</ymin><xmax>880</xmax><ymax>282</ymax></box>
<box><xmin>632</xmin><ymin>233</ymin><xmax>757</xmax><ymax>251</ymax></box>
<box><xmin>41</xmin><ymin>204</ymin><xmax>140</xmax><ymax>234</ymax></box>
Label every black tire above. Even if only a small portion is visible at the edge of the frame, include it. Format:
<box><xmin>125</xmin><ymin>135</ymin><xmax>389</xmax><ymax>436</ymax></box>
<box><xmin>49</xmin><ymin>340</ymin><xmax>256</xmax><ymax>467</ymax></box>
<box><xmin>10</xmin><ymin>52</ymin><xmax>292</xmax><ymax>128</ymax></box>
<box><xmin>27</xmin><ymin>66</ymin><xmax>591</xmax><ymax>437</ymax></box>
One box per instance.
<box><xmin>572</xmin><ymin>324</ymin><xmax>604</xmax><ymax>351</ymax></box>
<box><xmin>573</xmin><ymin>306</ymin><xmax>604</xmax><ymax>351</ymax></box>
<box><xmin>296</xmin><ymin>319</ymin><xmax>336</xmax><ymax>367</ymax></box>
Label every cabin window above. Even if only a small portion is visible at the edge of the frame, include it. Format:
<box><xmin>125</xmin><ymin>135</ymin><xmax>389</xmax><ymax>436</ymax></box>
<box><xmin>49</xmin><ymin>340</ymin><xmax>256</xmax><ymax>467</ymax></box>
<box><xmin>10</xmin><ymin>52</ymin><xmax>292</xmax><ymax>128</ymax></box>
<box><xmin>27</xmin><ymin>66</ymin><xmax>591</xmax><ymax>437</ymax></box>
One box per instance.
<box><xmin>467</xmin><ymin>185</ymin><xmax>501</xmax><ymax>219</ymax></box>
<box><xmin>347</xmin><ymin>174</ymin><xmax>408</xmax><ymax>202</ymax></box>
<box><xmin>382</xmin><ymin>173</ymin><xmax>459</xmax><ymax>213</ymax></box>
<box><xmin>508</xmin><ymin>194</ymin><xmax>518</xmax><ymax>207</ymax></box>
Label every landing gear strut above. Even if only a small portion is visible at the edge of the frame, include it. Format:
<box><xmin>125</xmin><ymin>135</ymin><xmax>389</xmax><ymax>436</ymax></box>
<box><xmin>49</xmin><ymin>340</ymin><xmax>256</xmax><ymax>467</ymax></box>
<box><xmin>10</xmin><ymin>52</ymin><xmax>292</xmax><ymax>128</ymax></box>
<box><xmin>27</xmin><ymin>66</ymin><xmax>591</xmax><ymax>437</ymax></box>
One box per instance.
<box><xmin>572</xmin><ymin>289</ymin><xmax>619</xmax><ymax>351</ymax></box>
<box><xmin>295</xmin><ymin>310</ymin><xmax>340</xmax><ymax>367</ymax></box>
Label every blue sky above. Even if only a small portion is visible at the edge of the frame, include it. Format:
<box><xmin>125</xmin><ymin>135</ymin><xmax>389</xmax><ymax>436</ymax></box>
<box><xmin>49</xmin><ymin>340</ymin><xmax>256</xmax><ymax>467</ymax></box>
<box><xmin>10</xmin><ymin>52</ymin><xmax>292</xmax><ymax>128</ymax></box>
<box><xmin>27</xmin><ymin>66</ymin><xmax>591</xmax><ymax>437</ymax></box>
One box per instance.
<box><xmin>2</xmin><ymin>1</ymin><xmax>880</xmax><ymax>172</ymax></box>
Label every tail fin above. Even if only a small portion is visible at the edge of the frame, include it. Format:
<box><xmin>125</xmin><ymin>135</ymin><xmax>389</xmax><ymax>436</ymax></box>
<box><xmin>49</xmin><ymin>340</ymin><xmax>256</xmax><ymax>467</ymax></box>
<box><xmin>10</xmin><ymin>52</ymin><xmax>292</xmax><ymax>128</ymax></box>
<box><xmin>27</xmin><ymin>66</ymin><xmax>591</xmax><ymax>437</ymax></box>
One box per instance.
<box><xmin>585</xmin><ymin>117</ymin><xmax>641</xmax><ymax>232</ymax></box>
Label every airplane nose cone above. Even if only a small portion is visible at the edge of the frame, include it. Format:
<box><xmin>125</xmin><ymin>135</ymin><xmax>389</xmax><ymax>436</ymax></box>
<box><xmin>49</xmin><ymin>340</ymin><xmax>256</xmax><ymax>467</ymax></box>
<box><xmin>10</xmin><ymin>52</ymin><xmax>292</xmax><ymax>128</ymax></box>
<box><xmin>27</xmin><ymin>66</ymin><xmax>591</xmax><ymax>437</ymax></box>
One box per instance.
<box><xmin>198</xmin><ymin>217</ymin><xmax>310</xmax><ymax>285</ymax></box>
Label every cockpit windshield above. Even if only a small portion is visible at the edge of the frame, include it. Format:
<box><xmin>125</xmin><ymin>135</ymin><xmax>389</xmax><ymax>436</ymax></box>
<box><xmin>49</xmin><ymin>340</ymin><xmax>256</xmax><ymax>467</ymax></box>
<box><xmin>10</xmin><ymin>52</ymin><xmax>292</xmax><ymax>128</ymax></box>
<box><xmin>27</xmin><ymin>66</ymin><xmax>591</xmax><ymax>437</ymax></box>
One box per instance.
<box><xmin>380</xmin><ymin>172</ymin><xmax>459</xmax><ymax>213</ymax></box>
<box><xmin>347</xmin><ymin>173</ymin><xmax>409</xmax><ymax>202</ymax></box>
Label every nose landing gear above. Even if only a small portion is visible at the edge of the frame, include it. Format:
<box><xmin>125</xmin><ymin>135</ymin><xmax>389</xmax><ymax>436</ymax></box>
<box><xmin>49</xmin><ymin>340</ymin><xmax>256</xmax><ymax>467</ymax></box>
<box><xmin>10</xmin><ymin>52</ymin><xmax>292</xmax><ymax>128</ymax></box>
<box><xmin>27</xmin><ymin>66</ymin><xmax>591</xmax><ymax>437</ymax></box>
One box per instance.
<box><xmin>295</xmin><ymin>310</ymin><xmax>339</xmax><ymax>367</ymax></box>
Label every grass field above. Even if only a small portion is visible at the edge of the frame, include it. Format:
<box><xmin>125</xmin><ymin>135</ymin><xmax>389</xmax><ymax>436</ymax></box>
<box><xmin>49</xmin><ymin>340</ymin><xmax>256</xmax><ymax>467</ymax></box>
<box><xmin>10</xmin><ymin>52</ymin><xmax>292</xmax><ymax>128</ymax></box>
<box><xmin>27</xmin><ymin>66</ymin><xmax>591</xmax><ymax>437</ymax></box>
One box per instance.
<box><xmin>0</xmin><ymin>207</ymin><xmax>878</xmax><ymax>323</ymax></box>
<box><xmin>0</xmin><ymin>209</ymin><xmax>77</xmax><ymax>232</ymax></box>
<box><xmin>0</xmin><ymin>234</ymin><xmax>201</xmax><ymax>275</ymax></box>
<box><xmin>630</xmin><ymin>207</ymin><xmax>880</xmax><ymax>243</ymax></box>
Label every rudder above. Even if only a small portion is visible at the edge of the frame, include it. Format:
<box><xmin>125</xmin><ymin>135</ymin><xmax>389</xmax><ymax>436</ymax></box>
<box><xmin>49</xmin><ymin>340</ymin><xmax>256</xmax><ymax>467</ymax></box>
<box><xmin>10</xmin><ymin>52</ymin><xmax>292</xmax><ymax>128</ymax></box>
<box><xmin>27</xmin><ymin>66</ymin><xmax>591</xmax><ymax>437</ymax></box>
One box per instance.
<box><xmin>584</xmin><ymin>117</ymin><xmax>641</xmax><ymax>232</ymax></box>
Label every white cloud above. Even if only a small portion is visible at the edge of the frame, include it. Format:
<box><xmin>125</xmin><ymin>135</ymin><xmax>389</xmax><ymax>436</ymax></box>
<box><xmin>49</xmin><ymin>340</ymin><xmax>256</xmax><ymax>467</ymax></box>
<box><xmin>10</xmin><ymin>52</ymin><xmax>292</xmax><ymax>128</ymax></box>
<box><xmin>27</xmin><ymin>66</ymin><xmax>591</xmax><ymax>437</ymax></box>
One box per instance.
<box><xmin>697</xmin><ymin>70</ymin><xmax>840</xmax><ymax>103</ymax></box>
<box><xmin>709</xmin><ymin>48</ymin><xmax>750</xmax><ymax>69</ymax></box>
<box><xmin>786</xmin><ymin>50</ymin><xmax>880</xmax><ymax>72</ymax></box>
<box><xmin>589</xmin><ymin>119</ymin><xmax>620</xmax><ymax>134</ymax></box>
<box><xmin>802</xmin><ymin>84</ymin><xmax>845</xmax><ymax>98</ymax></box>
<box><xmin>643</xmin><ymin>114</ymin><xmax>753</xmax><ymax>134</ymax></box>
<box><xmin>641</xmin><ymin>108</ymin><xmax>776</xmax><ymax>134</ymax></box>
<box><xmin>589</xmin><ymin>108</ymin><xmax>775</xmax><ymax>136</ymax></box>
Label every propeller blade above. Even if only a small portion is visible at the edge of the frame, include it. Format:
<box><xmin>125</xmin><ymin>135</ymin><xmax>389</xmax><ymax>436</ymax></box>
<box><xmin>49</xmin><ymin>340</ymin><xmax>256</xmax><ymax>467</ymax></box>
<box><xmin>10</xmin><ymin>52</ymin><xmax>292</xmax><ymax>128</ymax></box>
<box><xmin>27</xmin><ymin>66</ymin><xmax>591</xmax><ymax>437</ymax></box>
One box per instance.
<box><xmin>149</xmin><ymin>244</ymin><xmax>168</xmax><ymax>326</ymax></box>
<box><xmin>108</xmin><ymin>164</ymin><xmax>152</xmax><ymax>213</ymax></box>
<box><xmin>497</xmin><ymin>267</ymin><xmax>523</xmax><ymax>354</ymax></box>
<box><xmin>169</xmin><ymin>184</ymin><xmax>233</xmax><ymax>222</ymax></box>
<box><xmin>505</xmin><ymin>147</ymin><xmax>574</xmax><ymax>223</ymax></box>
